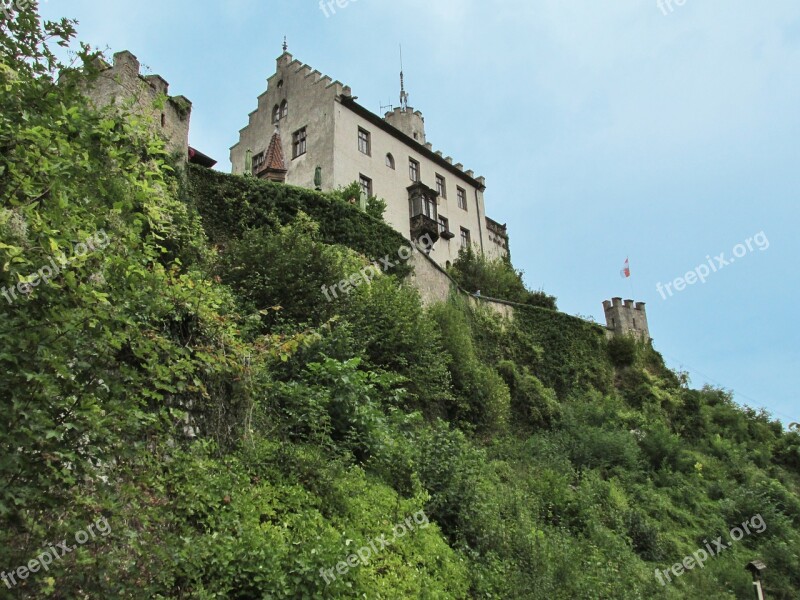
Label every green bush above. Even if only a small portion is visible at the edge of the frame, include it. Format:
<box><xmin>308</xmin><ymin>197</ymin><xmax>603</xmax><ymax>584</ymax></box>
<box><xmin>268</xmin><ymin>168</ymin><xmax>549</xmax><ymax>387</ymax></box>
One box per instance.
<box><xmin>496</xmin><ymin>360</ymin><xmax>561</xmax><ymax>429</ymax></box>
<box><xmin>341</xmin><ymin>276</ymin><xmax>454</xmax><ymax>413</ymax></box>
<box><xmin>187</xmin><ymin>166</ymin><xmax>412</xmax><ymax>278</ymax></box>
<box><xmin>330</xmin><ymin>181</ymin><xmax>389</xmax><ymax>221</ymax></box>
<box><xmin>608</xmin><ymin>334</ymin><xmax>638</xmax><ymax>367</ymax></box>
<box><xmin>512</xmin><ymin>305</ymin><xmax>614</xmax><ymax>398</ymax></box>
<box><xmin>217</xmin><ymin>213</ymin><xmax>363</xmax><ymax>330</ymax></box>
<box><xmin>638</xmin><ymin>425</ymin><xmax>691</xmax><ymax>473</ymax></box>
<box><xmin>448</xmin><ymin>246</ymin><xmax>557</xmax><ymax>309</ymax></box>
<box><xmin>430</xmin><ymin>300</ymin><xmax>511</xmax><ymax>433</ymax></box>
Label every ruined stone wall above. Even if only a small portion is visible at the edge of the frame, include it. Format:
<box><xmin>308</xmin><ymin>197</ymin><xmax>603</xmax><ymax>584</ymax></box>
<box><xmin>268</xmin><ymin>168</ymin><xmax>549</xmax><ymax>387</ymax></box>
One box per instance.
<box><xmin>86</xmin><ymin>51</ymin><xmax>191</xmax><ymax>160</ymax></box>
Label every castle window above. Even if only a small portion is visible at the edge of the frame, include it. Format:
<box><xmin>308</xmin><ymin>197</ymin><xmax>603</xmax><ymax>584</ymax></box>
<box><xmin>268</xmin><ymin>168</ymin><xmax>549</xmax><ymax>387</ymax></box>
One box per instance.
<box><xmin>252</xmin><ymin>150</ymin><xmax>265</xmax><ymax>170</ymax></box>
<box><xmin>277</xmin><ymin>79</ymin><xmax>284</xmax><ymax>89</ymax></box>
<box><xmin>409</xmin><ymin>188</ymin><xmax>436</xmax><ymax>219</ymax></box>
<box><xmin>358</xmin><ymin>128</ymin><xmax>371</xmax><ymax>155</ymax></box>
<box><xmin>280</xmin><ymin>100</ymin><xmax>288</xmax><ymax>119</ymax></box>
<box><xmin>633</xmin><ymin>318</ymin><xmax>637</xmax><ymax>329</ymax></box>
<box><xmin>436</xmin><ymin>174</ymin><xmax>447</xmax><ymax>199</ymax></box>
<box><xmin>385</xmin><ymin>153</ymin><xmax>395</xmax><ymax>169</ymax></box>
<box><xmin>457</xmin><ymin>187</ymin><xmax>467</xmax><ymax>211</ymax></box>
<box><xmin>359</xmin><ymin>174</ymin><xmax>372</xmax><ymax>197</ymax></box>
<box><xmin>409</xmin><ymin>158</ymin><xmax>420</xmax><ymax>182</ymax></box>
<box><xmin>272</xmin><ymin>105</ymin><xmax>281</xmax><ymax>124</ymax></box>
<box><xmin>438</xmin><ymin>215</ymin><xmax>449</xmax><ymax>235</ymax></box>
<box><xmin>460</xmin><ymin>227</ymin><xmax>471</xmax><ymax>248</ymax></box>
<box><xmin>292</xmin><ymin>127</ymin><xmax>307</xmax><ymax>158</ymax></box>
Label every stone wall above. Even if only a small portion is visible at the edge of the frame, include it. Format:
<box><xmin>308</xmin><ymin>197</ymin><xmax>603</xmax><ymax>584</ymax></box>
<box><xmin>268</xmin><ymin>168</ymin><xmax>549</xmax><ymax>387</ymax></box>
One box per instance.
<box><xmin>408</xmin><ymin>248</ymin><xmax>516</xmax><ymax>320</ymax></box>
<box><xmin>230</xmin><ymin>52</ymin><xmax>343</xmax><ymax>191</ymax></box>
<box><xmin>86</xmin><ymin>51</ymin><xmax>191</xmax><ymax>159</ymax></box>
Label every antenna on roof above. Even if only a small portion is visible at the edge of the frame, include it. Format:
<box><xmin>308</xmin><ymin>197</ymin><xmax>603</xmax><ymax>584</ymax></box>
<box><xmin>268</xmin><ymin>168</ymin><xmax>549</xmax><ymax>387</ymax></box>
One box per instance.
<box><xmin>399</xmin><ymin>44</ymin><xmax>409</xmax><ymax>111</ymax></box>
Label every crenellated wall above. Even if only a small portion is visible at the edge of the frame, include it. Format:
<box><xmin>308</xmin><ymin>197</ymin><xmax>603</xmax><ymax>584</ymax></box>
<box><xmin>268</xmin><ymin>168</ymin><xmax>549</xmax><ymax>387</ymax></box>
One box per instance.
<box><xmin>602</xmin><ymin>297</ymin><xmax>650</xmax><ymax>341</ymax></box>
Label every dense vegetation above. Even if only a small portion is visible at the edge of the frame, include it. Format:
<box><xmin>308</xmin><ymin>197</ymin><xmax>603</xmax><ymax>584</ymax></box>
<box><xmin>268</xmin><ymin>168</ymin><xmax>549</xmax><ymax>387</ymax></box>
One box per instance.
<box><xmin>1</xmin><ymin>9</ymin><xmax>799</xmax><ymax>599</ymax></box>
<box><xmin>447</xmin><ymin>246</ymin><xmax>558</xmax><ymax>310</ymax></box>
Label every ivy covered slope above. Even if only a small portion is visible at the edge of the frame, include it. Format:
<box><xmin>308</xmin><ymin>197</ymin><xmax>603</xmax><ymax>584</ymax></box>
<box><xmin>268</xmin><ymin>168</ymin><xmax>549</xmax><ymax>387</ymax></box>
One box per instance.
<box><xmin>2</xmin><ymin>11</ymin><xmax>800</xmax><ymax>600</ymax></box>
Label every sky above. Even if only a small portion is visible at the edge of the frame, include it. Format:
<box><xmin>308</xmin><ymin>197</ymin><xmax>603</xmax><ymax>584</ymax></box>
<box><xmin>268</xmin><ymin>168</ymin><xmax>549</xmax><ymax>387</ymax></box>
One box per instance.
<box><xmin>39</xmin><ymin>0</ymin><xmax>800</xmax><ymax>426</ymax></box>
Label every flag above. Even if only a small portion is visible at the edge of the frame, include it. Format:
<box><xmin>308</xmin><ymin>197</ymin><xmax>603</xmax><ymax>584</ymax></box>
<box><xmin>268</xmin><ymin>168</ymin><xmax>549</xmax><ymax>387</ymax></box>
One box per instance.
<box><xmin>620</xmin><ymin>258</ymin><xmax>631</xmax><ymax>279</ymax></box>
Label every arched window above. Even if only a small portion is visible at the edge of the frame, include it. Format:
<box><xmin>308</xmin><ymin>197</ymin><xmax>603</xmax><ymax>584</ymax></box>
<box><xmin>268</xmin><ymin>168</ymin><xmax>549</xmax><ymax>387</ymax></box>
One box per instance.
<box><xmin>277</xmin><ymin>79</ymin><xmax>284</xmax><ymax>89</ymax></box>
<box><xmin>280</xmin><ymin>100</ymin><xmax>288</xmax><ymax>119</ymax></box>
<box><xmin>272</xmin><ymin>105</ymin><xmax>280</xmax><ymax>124</ymax></box>
<box><xmin>385</xmin><ymin>153</ymin><xmax>395</xmax><ymax>169</ymax></box>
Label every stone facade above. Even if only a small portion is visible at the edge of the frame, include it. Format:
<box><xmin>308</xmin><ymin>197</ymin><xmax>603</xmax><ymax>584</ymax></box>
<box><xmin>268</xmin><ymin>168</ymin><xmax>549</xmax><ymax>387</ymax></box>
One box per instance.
<box><xmin>86</xmin><ymin>51</ymin><xmax>192</xmax><ymax>159</ymax></box>
<box><xmin>230</xmin><ymin>51</ymin><xmax>509</xmax><ymax>268</ymax></box>
<box><xmin>603</xmin><ymin>298</ymin><xmax>650</xmax><ymax>341</ymax></box>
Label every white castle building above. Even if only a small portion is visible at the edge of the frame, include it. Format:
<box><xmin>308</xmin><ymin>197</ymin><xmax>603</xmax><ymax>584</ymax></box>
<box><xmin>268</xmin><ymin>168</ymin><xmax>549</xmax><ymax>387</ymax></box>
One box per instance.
<box><xmin>230</xmin><ymin>47</ymin><xmax>509</xmax><ymax>268</ymax></box>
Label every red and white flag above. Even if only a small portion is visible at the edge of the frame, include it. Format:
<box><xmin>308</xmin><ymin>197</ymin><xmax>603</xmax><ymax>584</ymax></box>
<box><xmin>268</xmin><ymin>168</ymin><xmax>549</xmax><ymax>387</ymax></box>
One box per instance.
<box><xmin>620</xmin><ymin>258</ymin><xmax>631</xmax><ymax>279</ymax></box>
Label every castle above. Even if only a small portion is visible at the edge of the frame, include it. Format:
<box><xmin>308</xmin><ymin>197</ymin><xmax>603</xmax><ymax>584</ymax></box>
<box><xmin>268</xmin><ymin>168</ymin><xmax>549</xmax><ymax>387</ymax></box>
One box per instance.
<box><xmin>229</xmin><ymin>49</ymin><xmax>509</xmax><ymax>268</ymax></box>
<box><xmin>85</xmin><ymin>48</ymin><xmax>649</xmax><ymax>342</ymax></box>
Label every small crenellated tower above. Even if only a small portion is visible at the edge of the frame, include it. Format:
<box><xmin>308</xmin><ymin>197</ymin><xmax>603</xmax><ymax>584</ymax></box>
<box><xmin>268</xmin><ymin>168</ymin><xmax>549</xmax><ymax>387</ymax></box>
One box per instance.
<box><xmin>603</xmin><ymin>298</ymin><xmax>650</xmax><ymax>342</ymax></box>
<box><xmin>384</xmin><ymin>107</ymin><xmax>426</xmax><ymax>144</ymax></box>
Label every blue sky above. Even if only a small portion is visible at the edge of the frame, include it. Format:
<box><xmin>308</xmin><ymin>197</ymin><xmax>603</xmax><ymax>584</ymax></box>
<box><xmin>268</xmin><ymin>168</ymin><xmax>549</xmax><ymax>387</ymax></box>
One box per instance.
<box><xmin>40</xmin><ymin>0</ymin><xmax>799</xmax><ymax>425</ymax></box>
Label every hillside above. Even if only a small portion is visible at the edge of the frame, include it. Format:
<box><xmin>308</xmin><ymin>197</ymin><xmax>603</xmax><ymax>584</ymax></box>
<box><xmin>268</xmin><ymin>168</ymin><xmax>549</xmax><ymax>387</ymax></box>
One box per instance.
<box><xmin>1</xmin><ymin>12</ymin><xmax>800</xmax><ymax>600</ymax></box>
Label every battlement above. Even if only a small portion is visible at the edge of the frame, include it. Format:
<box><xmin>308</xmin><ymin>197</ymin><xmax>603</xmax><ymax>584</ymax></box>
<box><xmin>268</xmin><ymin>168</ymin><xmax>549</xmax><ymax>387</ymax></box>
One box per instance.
<box><xmin>263</xmin><ymin>51</ymin><xmax>483</xmax><ymax>184</ymax></box>
<box><xmin>88</xmin><ymin>50</ymin><xmax>192</xmax><ymax>159</ymax></box>
<box><xmin>603</xmin><ymin>297</ymin><xmax>650</xmax><ymax>341</ymax></box>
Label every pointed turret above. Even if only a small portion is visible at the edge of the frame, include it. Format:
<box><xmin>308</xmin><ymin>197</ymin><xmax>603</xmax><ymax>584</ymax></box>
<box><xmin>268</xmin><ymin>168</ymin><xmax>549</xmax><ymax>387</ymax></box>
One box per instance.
<box><xmin>253</xmin><ymin>129</ymin><xmax>287</xmax><ymax>182</ymax></box>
